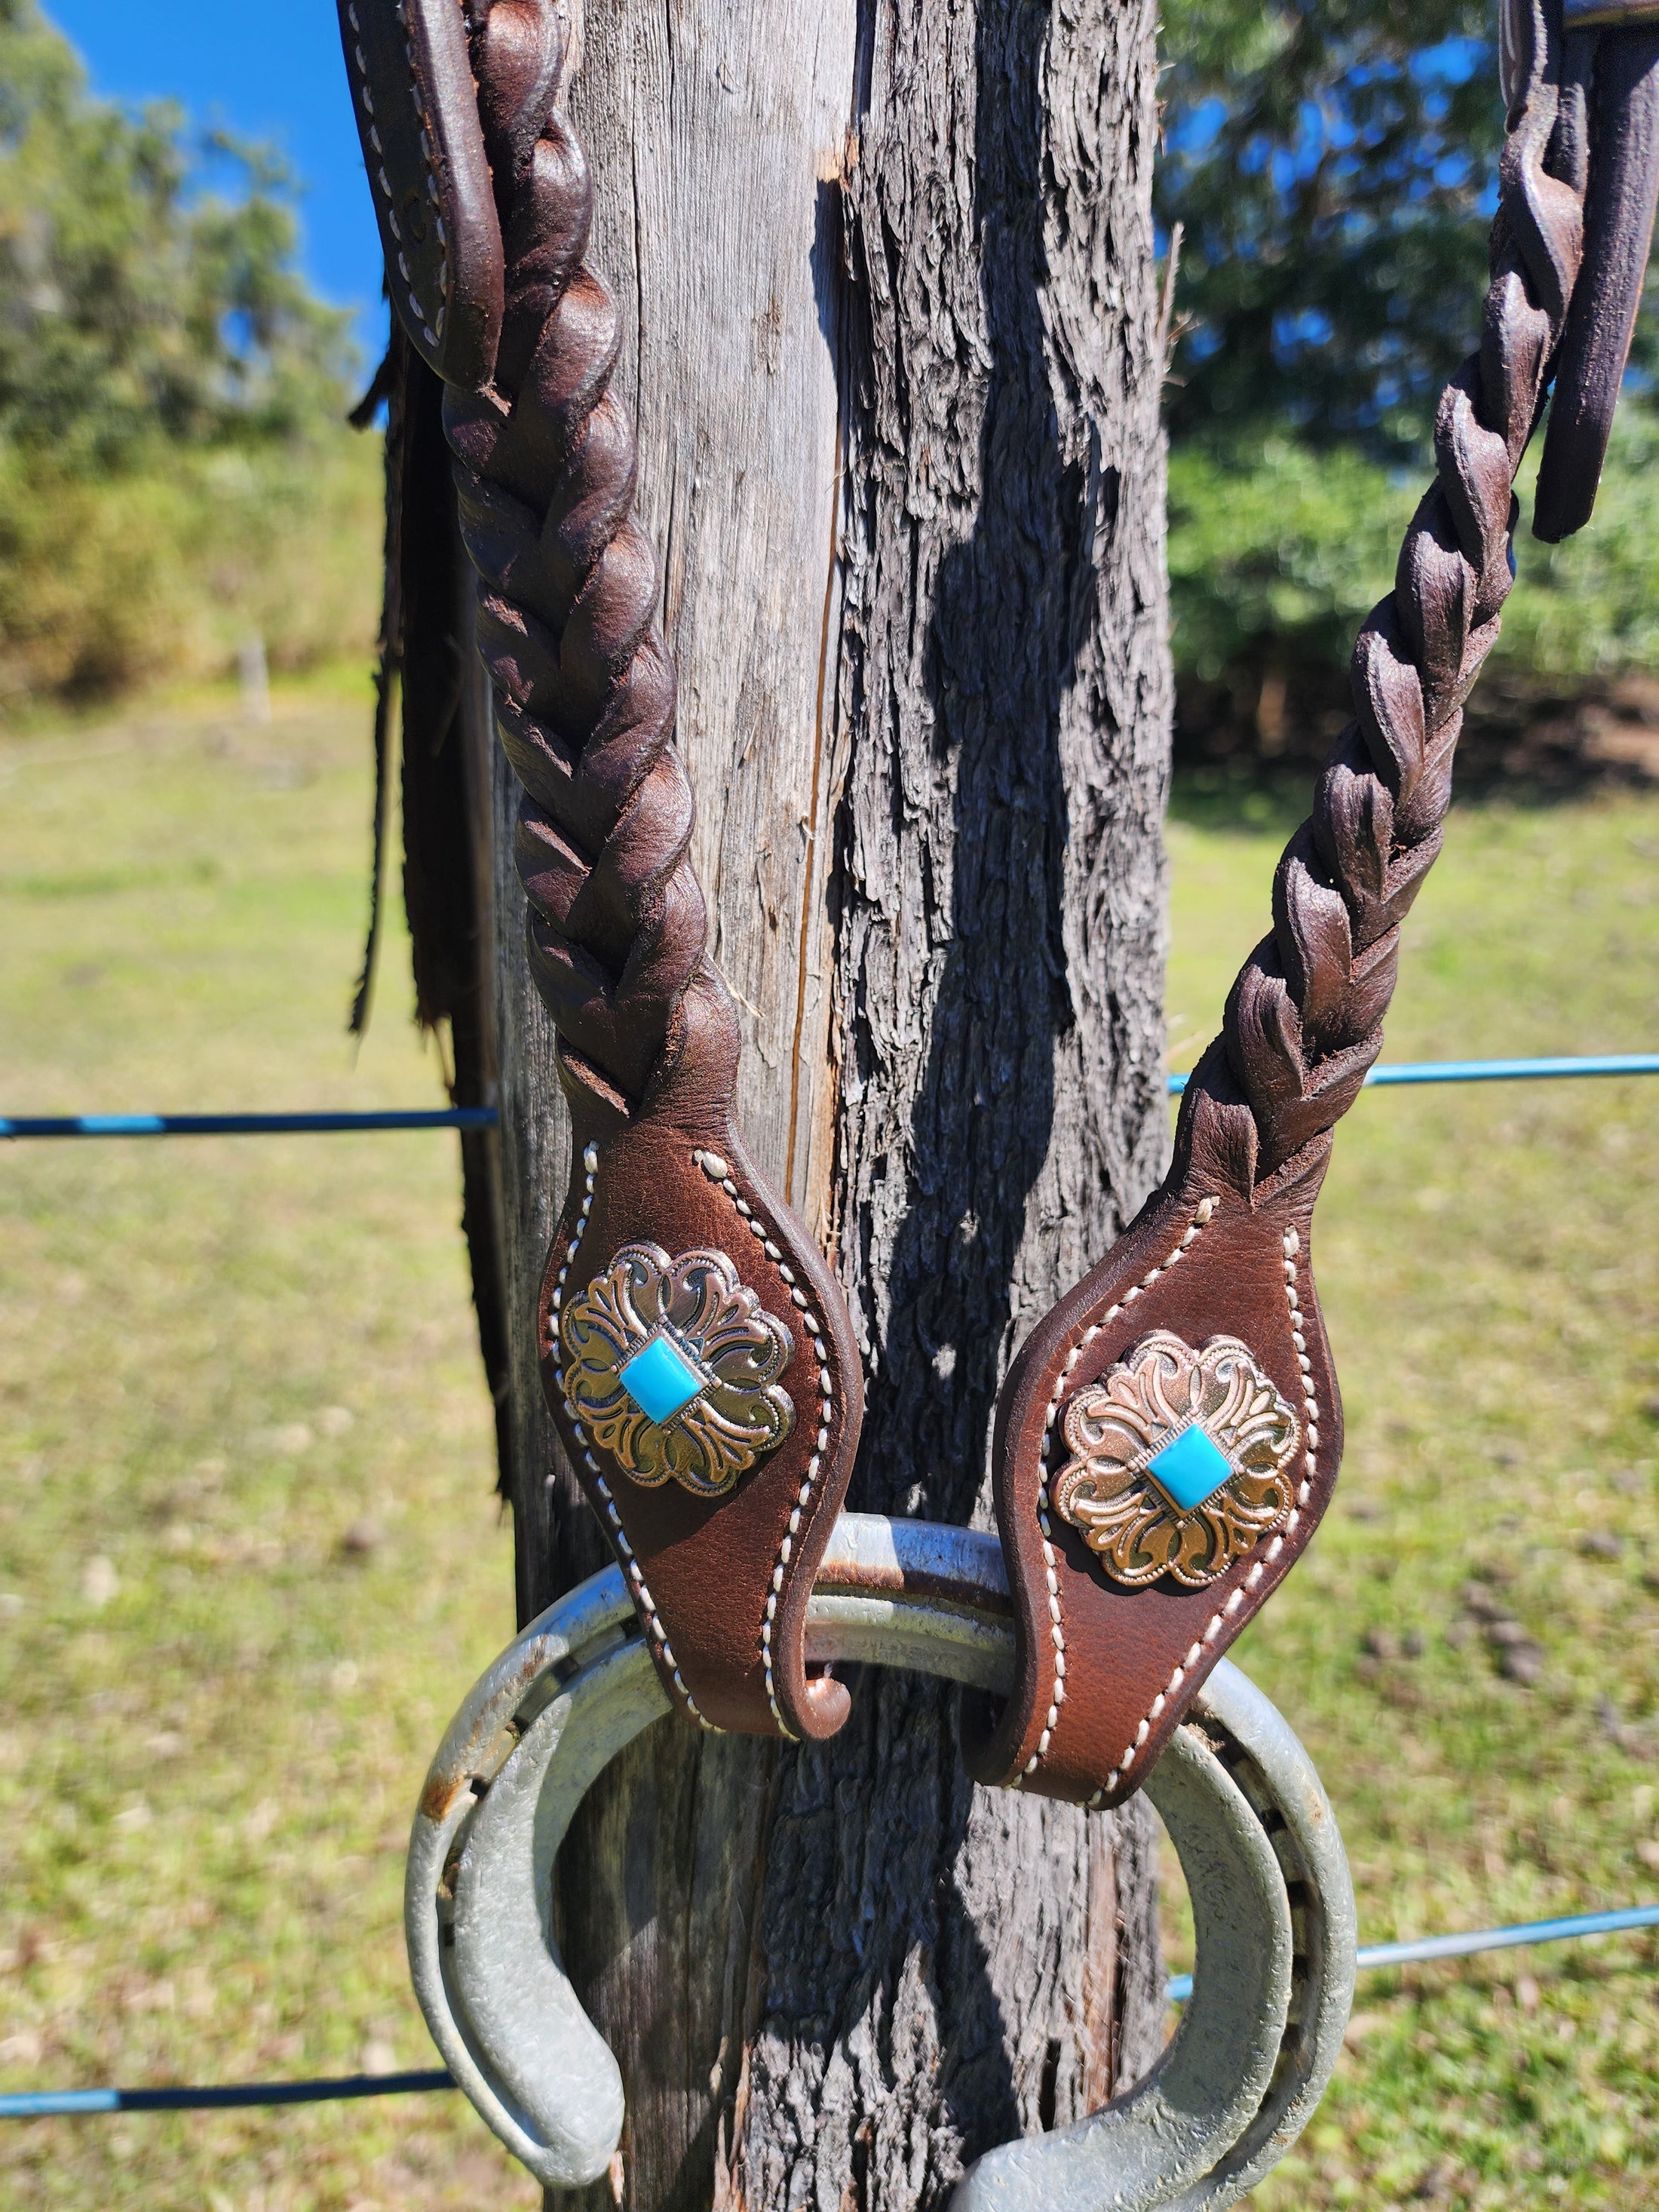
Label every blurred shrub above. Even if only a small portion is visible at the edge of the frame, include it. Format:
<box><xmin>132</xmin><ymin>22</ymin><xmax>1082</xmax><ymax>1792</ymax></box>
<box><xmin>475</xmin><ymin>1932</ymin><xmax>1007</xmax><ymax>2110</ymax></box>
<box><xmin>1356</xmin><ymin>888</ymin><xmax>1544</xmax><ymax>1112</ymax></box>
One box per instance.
<box><xmin>0</xmin><ymin>437</ymin><xmax>381</xmax><ymax>705</ymax></box>
<box><xmin>0</xmin><ymin>0</ymin><xmax>381</xmax><ymax>710</ymax></box>
<box><xmin>1171</xmin><ymin>415</ymin><xmax>1659</xmax><ymax>691</ymax></box>
<box><xmin>1169</xmin><ymin>437</ymin><xmax>1412</xmax><ymax>688</ymax></box>
<box><xmin>1169</xmin><ymin>415</ymin><xmax>1659</xmax><ymax>781</ymax></box>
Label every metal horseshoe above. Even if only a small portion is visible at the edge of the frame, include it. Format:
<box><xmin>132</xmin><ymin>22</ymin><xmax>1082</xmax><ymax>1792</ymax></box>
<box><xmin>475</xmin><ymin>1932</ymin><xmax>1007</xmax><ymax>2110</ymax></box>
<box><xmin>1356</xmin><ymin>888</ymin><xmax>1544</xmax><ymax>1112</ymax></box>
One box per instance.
<box><xmin>406</xmin><ymin>1515</ymin><xmax>1356</xmax><ymax>2207</ymax></box>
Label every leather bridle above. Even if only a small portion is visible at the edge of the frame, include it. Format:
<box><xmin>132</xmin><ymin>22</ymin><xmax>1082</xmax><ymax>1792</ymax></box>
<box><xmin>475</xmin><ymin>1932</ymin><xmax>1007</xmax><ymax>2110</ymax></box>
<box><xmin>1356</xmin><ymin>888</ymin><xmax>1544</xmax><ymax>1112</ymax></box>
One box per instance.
<box><xmin>339</xmin><ymin>0</ymin><xmax>1650</xmax><ymax>1800</ymax></box>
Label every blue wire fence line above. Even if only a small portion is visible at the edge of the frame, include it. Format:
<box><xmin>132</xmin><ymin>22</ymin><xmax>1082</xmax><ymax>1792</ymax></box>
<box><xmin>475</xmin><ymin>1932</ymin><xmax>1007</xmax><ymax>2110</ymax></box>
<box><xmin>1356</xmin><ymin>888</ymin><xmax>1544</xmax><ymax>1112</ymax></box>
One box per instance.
<box><xmin>2</xmin><ymin>1047</ymin><xmax>1654</xmax><ymax>2125</ymax></box>
<box><xmin>4</xmin><ymin>1054</ymin><xmax>1658</xmax><ymax>1139</ymax></box>
<box><xmin>0</xmin><ymin>2072</ymin><xmax>457</xmax><ymax>2120</ymax></box>
<box><xmin>4</xmin><ymin>1904</ymin><xmax>1655</xmax><ymax>2119</ymax></box>
<box><xmin>1161</xmin><ymin>1901</ymin><xmax>1659</xmax><ymax>2008</ymax></box>
<box><xmin>0</xmin><ymin>1108</ymin><xmax>498</xmax><ymax>1140</ymax></box>
<box><xmin>1165</xmin><ymin>1051</ymin><xmax>1659</xmax><ymax>1096</ymax></box>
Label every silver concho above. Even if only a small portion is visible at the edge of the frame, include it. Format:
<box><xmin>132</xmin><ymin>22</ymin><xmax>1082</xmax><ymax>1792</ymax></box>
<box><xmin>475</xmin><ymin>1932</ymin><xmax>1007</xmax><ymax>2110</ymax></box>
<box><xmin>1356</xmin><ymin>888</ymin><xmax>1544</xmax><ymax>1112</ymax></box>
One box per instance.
<box><xmin>560</xmin><ymin>1243</ymin><xmax>795</xmax><ymax>1499</ymax></box>
<box><xmin>1051</xmin><ymin>1330</ymin><xmax>1299</xmax><ymax>1590</ymax></box>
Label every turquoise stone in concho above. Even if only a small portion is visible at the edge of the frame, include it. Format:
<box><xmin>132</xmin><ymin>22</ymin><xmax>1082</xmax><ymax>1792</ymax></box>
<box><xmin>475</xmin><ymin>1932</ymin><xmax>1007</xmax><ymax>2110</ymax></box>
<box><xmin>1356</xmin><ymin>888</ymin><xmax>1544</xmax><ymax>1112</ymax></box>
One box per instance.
<box><xmin>618</xmin><ymin>1335</ymin><xmax>704</xmax><ymax>1426</ymax></box>
<box><xmin>1146</xmin><ymin>1422</ymin><xmax>1234</xmax><ymax>1513</ymax></box>
<box><xmin>1052</xmin><ymin>1330</ymin><xmax>1299</xmax><ymax>1589</ymax></box>
<box><xmin>561</xmin><ymin>1242</ymin><xmax>796</xmax><ymax>1498</ymax></box>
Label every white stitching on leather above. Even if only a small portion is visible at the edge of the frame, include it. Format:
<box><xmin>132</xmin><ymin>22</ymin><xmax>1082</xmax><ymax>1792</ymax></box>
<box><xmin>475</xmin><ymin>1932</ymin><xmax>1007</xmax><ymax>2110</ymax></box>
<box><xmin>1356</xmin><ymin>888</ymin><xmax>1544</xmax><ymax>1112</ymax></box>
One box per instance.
<box><xmin>1283</xmin><ymin>1223</ymin><xmax>1319</xmax><ymax>1520</ymax></box>
<box><xmin>696</xmin><ymin>1148</ymin><xmax>826</xmax><ymax>1739</ymax></box>
<box><xmin>548</xmin><ymin>1145</ymin><xmax>716</xmax><ymax>1732</ymax></box>
<box><xmin>1011</xmin><ymin>1196</ymin><xmax>1219</xmax><ymax>1787</ymax></box>
<box><xmin>346</xmin><ymin>2</ymin><xmax>449</xmax><ymax>351</ymax></box>
<box><xmin>1084</xmin><ymin>1218</ymin><xmax>1314</xmax><ymax>1809</ymax></box>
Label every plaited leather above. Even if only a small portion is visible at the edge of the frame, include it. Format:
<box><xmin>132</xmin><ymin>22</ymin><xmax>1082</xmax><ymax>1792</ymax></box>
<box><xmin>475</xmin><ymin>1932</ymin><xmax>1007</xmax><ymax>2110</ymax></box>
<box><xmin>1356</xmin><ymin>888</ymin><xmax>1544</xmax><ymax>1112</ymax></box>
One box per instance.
<box><xmin>341</xmin><ymin>0</ymin><xmax>863</xmax><ymax>1741</ymax></box>
<box><xmin>966</xmin><ymin>0</ymin><xmax>1596</xmax><ymax>1806</ymax></box>
<box><xmin>345</xmin><ymin>0</ymin><xmax>1646</xmax><ymax>1788</ymax></box>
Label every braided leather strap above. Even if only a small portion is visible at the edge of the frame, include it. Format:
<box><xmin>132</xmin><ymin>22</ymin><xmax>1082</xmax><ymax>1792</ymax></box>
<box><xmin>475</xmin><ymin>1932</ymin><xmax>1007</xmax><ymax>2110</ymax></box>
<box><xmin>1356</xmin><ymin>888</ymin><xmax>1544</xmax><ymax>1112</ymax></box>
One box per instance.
<box><xmin>341</xmin><ymin>0</ymin><xmax>862</xmax><ymax>1741</ymax></box>
<box><xmin>967</xmin><ymin>0</ymin><xmax>1589</xmax><ymax>1805</ymax></box>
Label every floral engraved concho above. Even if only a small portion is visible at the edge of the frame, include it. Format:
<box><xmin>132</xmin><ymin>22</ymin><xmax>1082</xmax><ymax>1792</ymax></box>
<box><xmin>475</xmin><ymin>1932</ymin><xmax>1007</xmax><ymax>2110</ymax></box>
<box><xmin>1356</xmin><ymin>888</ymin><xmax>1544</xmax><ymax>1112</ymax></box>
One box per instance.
<box><xmin>1051</xmin><ymin>1330</ymin><xmax>1299</xmax><ymax>1590</ymax></box>
<box><xmin>560</xmin><ymin>1243</ymin><xmax>796</xmax><ymax>1499</ymax></box>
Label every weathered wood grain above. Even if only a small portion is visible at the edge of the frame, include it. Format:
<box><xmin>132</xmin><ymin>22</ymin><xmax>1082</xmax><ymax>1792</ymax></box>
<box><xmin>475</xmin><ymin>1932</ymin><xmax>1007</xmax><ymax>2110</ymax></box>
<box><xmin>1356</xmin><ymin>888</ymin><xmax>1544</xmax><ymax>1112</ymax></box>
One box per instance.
<box><xmin>476</xmin><ymin>2</ymin><xmax>1175</xmax><ymax>2204</ymax></box>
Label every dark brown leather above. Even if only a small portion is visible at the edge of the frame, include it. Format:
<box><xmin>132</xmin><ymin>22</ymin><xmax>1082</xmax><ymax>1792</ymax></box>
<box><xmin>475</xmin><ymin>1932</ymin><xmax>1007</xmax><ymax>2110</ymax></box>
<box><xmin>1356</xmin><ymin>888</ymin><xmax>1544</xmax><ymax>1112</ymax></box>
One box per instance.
<box><xmin>337</xmin><ymin>0</ymin><xmax>506</xmax><ymax>391</ymax></box>
<box><xmin>1535</xmin><ymin>26</ymin><xmax>1659</xmax><ymax>541</ymax></box>
<box><xmin>967</xmin><ymin>1074</ymin><xmax>1339</xmax><ymax>1805</ymax></box>
<box><xmin>966</xmin><ymin>0</ymin><xmax>1593</xmax><ymax>1807</ymax></box>
<box><xmin>341</xmin><ymin>0</ymin><xmax>863</xmax><ymax>1741</ymax></box>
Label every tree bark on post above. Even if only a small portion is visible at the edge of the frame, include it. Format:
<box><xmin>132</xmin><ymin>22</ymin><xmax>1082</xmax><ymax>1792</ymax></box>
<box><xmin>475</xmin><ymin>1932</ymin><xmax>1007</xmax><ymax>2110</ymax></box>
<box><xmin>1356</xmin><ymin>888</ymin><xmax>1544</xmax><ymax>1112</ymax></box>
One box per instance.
<box><xmin>474</xmin><ymin>2</ymin><xmax>1175</xmax><ymax>2204</ymax></box>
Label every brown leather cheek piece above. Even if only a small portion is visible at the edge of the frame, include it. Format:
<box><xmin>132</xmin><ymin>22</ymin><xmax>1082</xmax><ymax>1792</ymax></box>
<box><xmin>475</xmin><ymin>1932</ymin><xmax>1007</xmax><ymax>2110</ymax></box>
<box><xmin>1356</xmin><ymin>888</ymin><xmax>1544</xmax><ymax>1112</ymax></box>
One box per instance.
<box><xmin>967</xmin><ymin>0</ymin><xmax>1594</xmax><ymax>1808</ymax></box>
<box><xmin>963</xmin><ymin>1071</ymin><xmax>1341</xmax><ymax>1806</ymax></box>
<box><xmin>538</xmin><ymin>1016</ymin><xmax>865</xmax><ymax>1741</ymax></box>
<box><xmin>336</xmin><ymin>0</ymin><xmax>506</xmax><ymax>391</ymax></box>
<box><xmin>339</xmin><ymin>0</ymin><xmax>864</xmax><ymax>1741</ymax></box>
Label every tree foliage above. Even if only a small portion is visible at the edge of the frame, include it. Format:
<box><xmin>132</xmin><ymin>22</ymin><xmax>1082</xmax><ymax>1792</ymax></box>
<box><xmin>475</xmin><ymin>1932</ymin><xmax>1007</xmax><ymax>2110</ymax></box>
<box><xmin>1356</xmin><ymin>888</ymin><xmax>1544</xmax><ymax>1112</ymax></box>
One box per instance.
<box><xmin>1160</xmin><ymin>0</ymin><xmax>1659</xmax><ymax>461</ymax></box>
<box><xmin>1159</xmin><ymin>0</ymin><xmax>1659</xmax><ymax>765</ymax></box>
<box><xmin>1158</xmin><ymin>0</ymin><xmax>1504</xmax><ymax>458</ymax></box>
<box><xmin>0</xmin><ymin>0</ymin><xmax>354</xmax><ymax>474</ymax></box>
<box><xmin>0</xmin><ymin>2</ymin><xmax>376</xmax><ymax>705</ymax></box>
<box><xmin>1169</xmin><ymin>413</ymin><xmax>1659</xmax><ymax>685</ymax></box>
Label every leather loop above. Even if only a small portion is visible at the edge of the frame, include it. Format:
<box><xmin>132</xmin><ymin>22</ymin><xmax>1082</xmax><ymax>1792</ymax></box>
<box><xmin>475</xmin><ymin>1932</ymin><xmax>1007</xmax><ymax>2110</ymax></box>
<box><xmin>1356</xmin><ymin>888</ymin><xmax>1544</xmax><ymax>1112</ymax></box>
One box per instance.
<box><xmin>1534</xmin><ymin>26</ymin><xmax>1659</xmax><ymax>540</ymax></box>
<box><xmin>543</xmin><ymin>1077</ymin><xmax>864</xmax><ymax>1740</ymax></box>
<box><xmin>966</xmin><ymin>1074</ymin><xmax>1338</xmax><ymax>1805</ymax></box>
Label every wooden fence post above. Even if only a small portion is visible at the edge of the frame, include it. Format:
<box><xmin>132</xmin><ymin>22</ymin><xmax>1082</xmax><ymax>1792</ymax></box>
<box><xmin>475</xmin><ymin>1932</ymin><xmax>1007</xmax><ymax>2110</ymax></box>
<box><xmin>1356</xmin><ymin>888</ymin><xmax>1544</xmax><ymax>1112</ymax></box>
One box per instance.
<box><xmin>471</xmin><ymin>2</ymin><xmax>1176</xmax><ymax>2202</ymax></box>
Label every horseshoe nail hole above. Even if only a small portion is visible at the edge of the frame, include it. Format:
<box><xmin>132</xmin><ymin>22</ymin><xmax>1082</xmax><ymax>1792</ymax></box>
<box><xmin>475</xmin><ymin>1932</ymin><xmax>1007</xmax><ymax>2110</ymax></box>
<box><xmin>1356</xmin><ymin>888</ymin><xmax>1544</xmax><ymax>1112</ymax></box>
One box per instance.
<box><xmin>1222</xmin><ymin>1749</ymin><xmax>1280</xmax><ymax>1826</ymax></box>
<box><xmin>1268</xmin><ymin>1823</ymin><xmax>1308</xmax><ymax>1885</ymax></box>
<box><xmin>471</xmin><ymin>1721</ymin><xmax>522</xmax><ymax>1789</ymax></box>
<box><xmin>1282</xmin><ymin>1877</ymin><xmax>1315</xmax><ymax>1925</ymax></box>
<box><xmin>438</xmin><ymin>1842</ymin><xmax>465</xmax><ymax>1904</ymax></box>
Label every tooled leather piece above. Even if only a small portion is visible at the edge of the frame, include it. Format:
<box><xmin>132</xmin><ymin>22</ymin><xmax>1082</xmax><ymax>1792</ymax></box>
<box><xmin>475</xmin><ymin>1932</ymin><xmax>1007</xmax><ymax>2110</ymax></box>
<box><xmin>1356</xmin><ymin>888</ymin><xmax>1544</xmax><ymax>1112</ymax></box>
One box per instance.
<box><xmin>336</xmin><ymin>0</ymin><xmax>505</xmax><ymax>391</ymax></box>
<box><xmin>966</xmin><ymin>0</ymin><xmax>1592</xmax><ymax>1807</ymax></box>
<box><xmin>538</xmin><ymin>982</ymin><xmax>863</xmax><ymax>1738</ymax></box>
<box><xmin>966</xmin><ymin>1062</ymin><xmax>1339</xmax><ymax>1805</ymax></box>
<box><xmin>341</xmin><ymin>0</ymin><xmax>863</xmax><ymax>1741</ymax></box>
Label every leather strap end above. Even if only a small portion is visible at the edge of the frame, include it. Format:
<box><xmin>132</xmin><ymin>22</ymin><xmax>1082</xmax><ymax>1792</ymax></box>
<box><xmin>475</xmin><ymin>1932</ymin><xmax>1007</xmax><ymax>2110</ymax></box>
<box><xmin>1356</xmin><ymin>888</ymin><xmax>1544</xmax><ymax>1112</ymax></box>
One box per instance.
<box><xmin>539</xmin><ymin>1106</ymin><xmax>863</xmax><ymax>1741</ymax></box>
<box><xmin>1534</xmin><ymin>26</ymin><xmax>1659</xmax><ymax>541</ymax></box>
<box><xmin>963</xmin><ymin>1170</ymin><xmax>1339</xmax><ymax>1809</ymax></box>
<box><xmin>339</xmin><ymin>0</ymin><xmax>507</xmax><ymax>391</ymax></box>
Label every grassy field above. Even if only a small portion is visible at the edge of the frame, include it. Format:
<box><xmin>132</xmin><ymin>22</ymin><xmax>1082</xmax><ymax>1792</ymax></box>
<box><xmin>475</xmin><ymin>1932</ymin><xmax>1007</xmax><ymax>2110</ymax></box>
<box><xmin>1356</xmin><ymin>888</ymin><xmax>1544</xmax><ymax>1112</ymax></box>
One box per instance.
<box><xmin>0</xmin><ymin>686</ymin><xmax>535</xmax><ymax>2210</ymax></box>
<box><xmin>1167</xmin><ymin>773</ymin><xmax>1659</xmax><ymax>2210</ymax></box>
<box><xmin>0</xmin><ymin>692</ymin><xmax>1655</xmax><ymax>2210</ymax></box>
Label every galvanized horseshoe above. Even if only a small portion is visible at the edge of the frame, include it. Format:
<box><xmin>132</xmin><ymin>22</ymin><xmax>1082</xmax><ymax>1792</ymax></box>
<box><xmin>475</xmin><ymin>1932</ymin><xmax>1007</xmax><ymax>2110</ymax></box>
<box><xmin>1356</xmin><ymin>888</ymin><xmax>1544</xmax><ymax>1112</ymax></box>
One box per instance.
<box><xmin>406</xmin><ymin>1514</ymin><xmax>1355</xmax><ymax>2206</ymax></box>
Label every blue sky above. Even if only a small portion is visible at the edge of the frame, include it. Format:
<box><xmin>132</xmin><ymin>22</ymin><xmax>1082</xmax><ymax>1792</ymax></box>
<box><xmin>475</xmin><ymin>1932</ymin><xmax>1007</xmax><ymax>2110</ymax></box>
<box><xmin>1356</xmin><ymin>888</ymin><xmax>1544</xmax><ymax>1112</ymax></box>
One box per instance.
<box><xmin>46</xmin><ymin>1</ymin><xmax>388</xmax><ymax>358</ymax></box>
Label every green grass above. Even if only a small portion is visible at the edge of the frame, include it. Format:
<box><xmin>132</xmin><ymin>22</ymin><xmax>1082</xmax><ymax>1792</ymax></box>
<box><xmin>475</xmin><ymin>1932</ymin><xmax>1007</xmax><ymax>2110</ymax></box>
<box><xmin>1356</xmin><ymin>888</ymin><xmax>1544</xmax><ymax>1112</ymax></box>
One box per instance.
<box><xmin>1</xmin><ymin>691</ymin><xmax>1656</xmax><ymax>2209</ymax></box>
<box><xmin>1164</xmin><ymin>787</ymin><xmax>1659</xmax><ymax>2209</ymax></box>
<box><xmin>0</xmin><ymin>688</ymin><xmax>535</xmax><ymax>2210</ymax></box>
